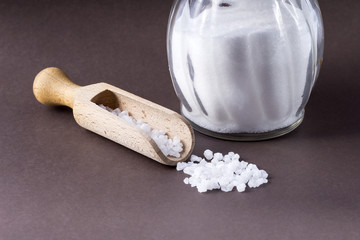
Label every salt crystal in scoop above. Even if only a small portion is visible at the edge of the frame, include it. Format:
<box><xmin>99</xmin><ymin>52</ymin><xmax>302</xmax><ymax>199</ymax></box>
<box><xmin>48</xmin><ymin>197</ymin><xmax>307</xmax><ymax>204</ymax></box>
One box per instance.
<box><xmin>99</xmin><ymin>104</ymin><xmax>184</xmax><ymax>158</ymax></box>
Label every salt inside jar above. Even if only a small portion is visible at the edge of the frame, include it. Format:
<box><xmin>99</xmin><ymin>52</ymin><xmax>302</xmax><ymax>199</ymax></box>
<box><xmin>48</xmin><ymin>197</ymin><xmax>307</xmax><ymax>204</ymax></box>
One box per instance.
<box><xmin>167</xmin><ymin>0</ymin><xmax>324</xmax><ymax>140</ymax></box>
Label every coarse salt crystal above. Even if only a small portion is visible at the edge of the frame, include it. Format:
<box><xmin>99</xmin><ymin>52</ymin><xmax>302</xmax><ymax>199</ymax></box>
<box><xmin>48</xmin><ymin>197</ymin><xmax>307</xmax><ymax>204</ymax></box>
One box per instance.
<box><xmin>176</xmin><ymin>162</ymin><xmax>187</xmax><ymax>171</ymax></box>
<box><xmin>213</xmin><ymin>152</ymin><xmax>224</xmax><ymax>162</ymax></box>
<box><xmin>236</xmin><ymin>183</ymin><xmax>246</xmax><ymax>193</ymax></box>
<box><xmin>177</xmin><ymin>150</ymin><xmax>269</xmax><ymax>193</ymax></box>
<box><xmin>203</xmin><ymin>149</ymin><xmax>213</xmax><ymax>160</ymax></box>
<box><xmin>98</xmin><ymin>104</ymin><xmax>183</xmax><ymax>158</ymax></box>
<box><xmin>183</xmin><ymin>177</ymin><xmax>190</xmax><ymax>184</ymax></box>
<box><xmin>190</xmin><ymin>155</ymin><xmax>202</xmax><ymax>162</ymax></box>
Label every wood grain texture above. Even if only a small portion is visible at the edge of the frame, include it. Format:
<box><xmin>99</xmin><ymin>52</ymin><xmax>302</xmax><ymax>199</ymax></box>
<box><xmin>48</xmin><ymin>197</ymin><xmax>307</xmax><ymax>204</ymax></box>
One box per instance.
<box><xmin>33</xmin><ymin>67</ymin><xmax>195</xmax><ymax>166</ymax></box>
<box><xmin>33</xmin><ymin>68</ymin><xmax>80</xmax><ymax>108</ymax></box>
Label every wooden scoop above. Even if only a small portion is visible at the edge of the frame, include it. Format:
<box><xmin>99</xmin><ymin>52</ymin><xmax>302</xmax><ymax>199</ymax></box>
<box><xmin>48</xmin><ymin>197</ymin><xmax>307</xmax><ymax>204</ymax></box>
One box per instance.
<box><xmin>33</xmin><ymin>67</ymin><xmax>195</xmax><ymax>166</ymax></box>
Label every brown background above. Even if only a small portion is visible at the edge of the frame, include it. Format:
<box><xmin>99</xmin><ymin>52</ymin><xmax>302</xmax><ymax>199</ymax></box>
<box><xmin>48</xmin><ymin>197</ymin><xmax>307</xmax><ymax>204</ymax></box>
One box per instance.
<box><xmin>1</xmin><ymin>1</ymin><xmax>359</xmax><ymax>239</ymax></box>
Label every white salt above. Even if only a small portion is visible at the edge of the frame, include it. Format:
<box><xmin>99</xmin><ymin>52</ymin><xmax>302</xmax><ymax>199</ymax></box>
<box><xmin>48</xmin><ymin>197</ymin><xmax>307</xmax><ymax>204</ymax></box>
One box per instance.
<box><xmin>177</xmin><ymin>150</ymin><xmax>268</xmax><ymax>193</ymax></box>
<box><xmin>190</xmin><ymin>155</ymin><xmax>202</xmax><ymax>163</ymax></box>
<box><xmin>213</xmin><ymin>152</ymin><xmax>223</xmax><ymax>162</ymax></box>
<box><xmin>99</xmin><ymin>104</ymin><xmax>183</xmax><ymax>158</ymax></box>
<box><xmin>203</xmin><ymin>149</ymin><xmax>213</xmax><ymax>160</ymax></box>
<box><xmin>169</xmin><ymin>0</ymin><xmax>322</xmax><ymax>133</ymax></box>
<box><xmin>236</xmin><ymin>183</ymin><xmax>246</xmax><ymax>193</ymax></box>
<box><xmin>176</xmin><ymin>162</ymin><xmax>188</xmax><ymax>171</ymax></box>
<box><xmin>183</xmin><ymin>177</ymin><xmax>189</xmax><ymax>184</ymax></box>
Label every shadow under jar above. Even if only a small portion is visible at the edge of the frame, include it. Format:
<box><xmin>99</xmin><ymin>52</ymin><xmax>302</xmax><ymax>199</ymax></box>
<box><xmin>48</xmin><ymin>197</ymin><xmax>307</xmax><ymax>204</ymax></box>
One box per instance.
<box><xmin>167</xmin><ymin>0</ymin><xmax>324</xmax><ymax>141</ymax></box>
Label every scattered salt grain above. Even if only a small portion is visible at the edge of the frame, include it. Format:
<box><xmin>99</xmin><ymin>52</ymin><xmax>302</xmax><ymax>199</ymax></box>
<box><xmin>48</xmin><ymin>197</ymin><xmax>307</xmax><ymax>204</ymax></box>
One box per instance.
<box><xmin>213</xmin><ymin>152</ymin><xmax>223</xmax><ymax>162</ymax></box>
<box><xmin>177</xmin><ymin>150</ymin><xmax>268</xmax><ymax>193</ymax></box>
<box><xmin>99</xmin><ymin>104</ymin><xmax>183</xmax><ymax>158</ymax></box>
<box><xmin>176</xmin><ymin>162</ymin><xmax>188</xmax><ymax>171</ymax></box>
<box><xmin>183</xmin><ymin>177</ymin><xmax>190</xmax><ymax>184</ymax></box>
<box><xmin>203</xmin><ymin>149</ymin><xmax>213</xmax><ymax>160</ymax></box>
<box><xmin>190</xmin><ymin>155</ymin><xmax>202</xmax><ymax>163</ymax></box>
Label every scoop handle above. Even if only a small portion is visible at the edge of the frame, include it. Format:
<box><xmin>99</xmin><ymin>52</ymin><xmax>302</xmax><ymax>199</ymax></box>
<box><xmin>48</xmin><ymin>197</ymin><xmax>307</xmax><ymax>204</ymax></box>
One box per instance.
<box><xmin>33</xmin><ymin>67</ymin><xmax>80</xmax><ymax>108</ymax></box>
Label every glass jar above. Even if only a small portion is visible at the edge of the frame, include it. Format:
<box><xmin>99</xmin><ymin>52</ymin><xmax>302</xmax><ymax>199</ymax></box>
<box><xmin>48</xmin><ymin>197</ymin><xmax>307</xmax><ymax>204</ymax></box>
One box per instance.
<box><xmin>167</xmin><ymin>0</ymin><xmax>324</xmax><ymax>140</ymax></box>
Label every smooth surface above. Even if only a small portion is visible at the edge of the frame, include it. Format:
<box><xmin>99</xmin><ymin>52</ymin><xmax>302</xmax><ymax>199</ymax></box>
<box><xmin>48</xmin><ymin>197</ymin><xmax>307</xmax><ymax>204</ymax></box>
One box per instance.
<box><xmin>1</xmin><ymin>1</ymin><xmax>359</xmax><ymax>240</ymax></box>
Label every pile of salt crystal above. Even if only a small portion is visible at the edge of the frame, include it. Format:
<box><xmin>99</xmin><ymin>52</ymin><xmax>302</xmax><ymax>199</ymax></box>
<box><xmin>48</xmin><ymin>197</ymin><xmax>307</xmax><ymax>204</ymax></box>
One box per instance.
<box><xmin>177</xmin><ymin>150</ymin><xmax>268</xmax><ymax>193</ymax></box>
<box><xmin>99</xmin><ymin>104</ymin><xmax>183</xmax><ymax>158</ymax></box>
